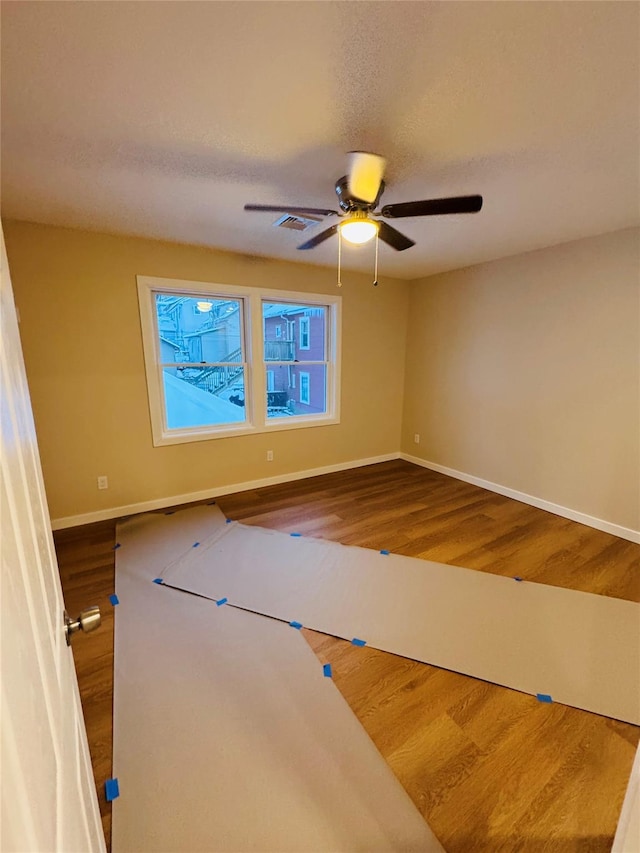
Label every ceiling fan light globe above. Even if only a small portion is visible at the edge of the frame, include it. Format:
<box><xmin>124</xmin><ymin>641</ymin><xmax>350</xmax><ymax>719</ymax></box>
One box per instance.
<box><xmin>339</xmin><ymin>219</ymin><xmax>378</xmax><ymax>245</ymax></box>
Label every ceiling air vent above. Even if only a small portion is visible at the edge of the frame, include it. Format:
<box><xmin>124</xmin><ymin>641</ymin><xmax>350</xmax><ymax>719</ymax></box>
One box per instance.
<box><xmin>273</xmin><ymin>214</ymin><xmax>324</xmax><ymax>232</ymax></box>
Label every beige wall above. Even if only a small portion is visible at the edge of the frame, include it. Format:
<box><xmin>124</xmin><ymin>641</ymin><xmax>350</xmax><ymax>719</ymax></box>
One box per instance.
<box><xmin>6</xmin><ymin>220</ymin><xmax>639</xmax><ymax>533</ymax></box>
<box><xmin>402</xmin><ymin>228</ymin><xmax>640</xmax><ymax>531</ymax></box>
<box><xmin>4</xmin><ymin>221</ymin><xmax>410</xmax><ymax>521</ymax></box>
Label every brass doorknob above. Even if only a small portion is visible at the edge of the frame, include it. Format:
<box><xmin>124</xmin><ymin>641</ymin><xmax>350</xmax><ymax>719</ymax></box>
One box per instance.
<box><xmin>64</xmin><ymin>606</ymin><xmax>101</xmax><ymax>646</ymax></box>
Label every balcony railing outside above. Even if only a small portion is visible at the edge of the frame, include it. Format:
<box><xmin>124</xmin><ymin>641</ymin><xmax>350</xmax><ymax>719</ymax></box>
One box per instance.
<box><xmin>176</xmin><ymin>363</ymin><xmax>244</xmax><ymax>394</ymax></box>
<box><xmin>264</xmin><ymin>340</ymin><xmax>295</xmax><ymax>362</ymax></box>
<box><xmin>173</xmin><ymin>348</ymin><xmax>245</xmax><ymax>396</ymax></box>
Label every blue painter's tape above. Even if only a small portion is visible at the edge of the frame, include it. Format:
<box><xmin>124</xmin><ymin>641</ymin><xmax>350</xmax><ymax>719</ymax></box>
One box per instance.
<box><xmin>323</xmin><ymin>663</ymin><xmax>332</xmax><ymax>678</ymax></box>
<box><xmin>109</xmin><ymin>594</ymin><xmax>119</xmax><ymax>606</ymax></box>
<box><xmin>105</xmin><ymin>778</ymin><xmax>120</xmax><ymax>802</ymax></box>
<box><xmin>216</xmin><ymin>598</ymin><xmax>228</xmax><ymax>607</ymax></box>
<box><xmin>290</xmin><ymin>532</ymin><xmax>302</xmax><ymax>537</ymax></box>
<box><xmin>351</xmin><ymin>637</ymin><xmax>367</xmax><ymax>647</ymax></box>
<box><xmin>193</xmin><ymin>542</ymin><xmax>200</xmax><ymax>548</ymax></box>
<box><xmin>514</xmin><ymin>576</ymin><xmax>524</xmax><ymax>582</ymax></box>
<box><xmin>225</xmin><ymin>519</ymin><xmax>232</xmax><ymax>524</ymax></box>
<box><xmin>289</xmin><ymin>621</ymin><xmax>303</xmax><ymax>630</ymax></box>
<box><xmin>152</xmin><ymin>578</ymin><xmax>163</xmax><ymax>585</ymax></box>
<box><xmin>165</xmin><ymin>510</ymin><xmax>175</xmax><ymax>515</ymax></box>
<box><xmin>537</xmin><ymin>693</ymin><xmax>553</xmax><ymax>703</ymax></box>
<box><xmin>112</xmin><ymin>543</ymin><xmax>121</xmax><ymax>550</ymax></box>
<box><xmin>380</xmin><ymin>549</ymin><xmax>390</xmax><ymax>555</ymax></box>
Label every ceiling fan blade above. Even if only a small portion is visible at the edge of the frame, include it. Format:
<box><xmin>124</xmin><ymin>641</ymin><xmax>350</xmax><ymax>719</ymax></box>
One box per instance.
<box><xmin>381</xmin><ymin>195</ymin><xmax>483</xmax><ymax>219</ymax></box>
<box><xmin>297</xmin><ymin>224</ymin><xmax>339</xmax><ymax>250</ymax></box>
<box><xmin>244</xmin><ymin>204</ymin><xmax>337</xmax><ymax>217</ymax></box>
<box><xmin>347</xmin><ymin>151</ymin><xmax>386</xmax><ymax>204</ymax></box>
<box><xmin>377</xmin><ymin>221</ymin><xmax>415</xmax><ymax>251</ymax></box>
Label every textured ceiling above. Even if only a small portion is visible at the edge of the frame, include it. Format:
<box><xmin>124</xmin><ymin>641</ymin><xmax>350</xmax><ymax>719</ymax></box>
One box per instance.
<box><xmin>1</xmin><ymin>1</ymin><xmax>639</xmax><ymax>280</ymax></box>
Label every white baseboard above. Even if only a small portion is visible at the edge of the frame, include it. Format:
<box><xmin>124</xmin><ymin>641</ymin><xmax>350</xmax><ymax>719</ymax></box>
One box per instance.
<box><xmin>401</xmin><ymin>453</ymin><xmax>640</xmax><ymax>544</ymax></box>
<box><xmin>50</xmin><ymin>452</ymin><xmax>402</xmax><ymax>530</ymax></box>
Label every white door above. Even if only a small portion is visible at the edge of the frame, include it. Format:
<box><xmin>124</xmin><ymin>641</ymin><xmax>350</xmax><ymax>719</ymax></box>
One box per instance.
<box><xmin>0</xmin><ymin>228</ymin><xmax>105</xmax><ymax>852</ymax></box>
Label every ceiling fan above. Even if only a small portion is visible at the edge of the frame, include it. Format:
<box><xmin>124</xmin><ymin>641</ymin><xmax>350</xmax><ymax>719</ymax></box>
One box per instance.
<box><xmin>244</xmin><ymin>152</ymin><xmax>483</xmax><ymax>252</ymax></box>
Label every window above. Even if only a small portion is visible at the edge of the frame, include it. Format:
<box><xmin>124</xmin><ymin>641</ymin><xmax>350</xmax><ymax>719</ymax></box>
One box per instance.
<box><xmin>138</xmin><ymin>277</ymin><xmax>341</xmax><ymax>445</ymax></box>
<box><xmin>299</xmin><ymin>317</ymin><xmax>310</xmax><ymax>350</ymax></box>
<box><xmin>153</xmin><ymin>293</ymin><xmax>246</xmax><ymax>432</ymax></box>
<box><xmin>299</xmin><ymin>372</ymin><xmax>310</xmax><ymax>405</ymax></box>
<box><xmin>262</xmin><ymin>302</ymin><xmax>329</xmax><ymax>419</ymax></box>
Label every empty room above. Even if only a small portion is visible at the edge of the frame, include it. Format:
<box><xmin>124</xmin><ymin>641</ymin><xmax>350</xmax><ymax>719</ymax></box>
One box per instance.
<box><xmin>1</xmin><ymin>2</ymin><xmax>639</xmax><ymax>852</ymax></box>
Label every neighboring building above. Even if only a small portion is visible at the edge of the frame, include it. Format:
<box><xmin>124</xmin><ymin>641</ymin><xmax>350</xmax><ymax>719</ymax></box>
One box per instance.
<box><xmin>263</xmin><ymin>304</ymin><xmax>327</xmax><ymax>417</ymax></box>
<box><xmin>157</xmin><ymin>295</ymin><xmax>241</xmax><ymax>365</ymax></box>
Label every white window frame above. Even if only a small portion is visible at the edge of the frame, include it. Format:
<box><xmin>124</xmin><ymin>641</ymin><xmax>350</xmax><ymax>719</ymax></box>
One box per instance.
<box><xmin>299</xmin><ymin>371</ymin><xmax>310</xmax><ymax>405</ymax></box>
<box><xmin>137</xmin><ymin>276</ymin><xmax>341</xmax><ymax>446</ymax></box>
<box><xmin>299</xmin><ymin>316</ymin><xmax>310</xmax><ymax>350</ymax></box>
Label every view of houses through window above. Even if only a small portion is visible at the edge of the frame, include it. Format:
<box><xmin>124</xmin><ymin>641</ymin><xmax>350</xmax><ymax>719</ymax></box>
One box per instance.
<box><xmin>262</xmin><ymin>302</ymin><xmax>327</xmax><ymax>419</ymax></box>
<box><xmin>155</xmin><ymin>294</ymin><xmax>247</xmax><ymax>429</ymax></box>
<box><xmin>151</xmin><ymin>291</ymin><xmax>332</xmax><ymax>435</ymax></box>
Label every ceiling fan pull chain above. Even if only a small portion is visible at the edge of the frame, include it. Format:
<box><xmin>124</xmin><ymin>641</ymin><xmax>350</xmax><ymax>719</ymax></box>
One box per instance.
<box><xmin>373</xmin><ymin>231</ymin><xmax>379</xmax><ymax>286</ymax></box>
<box><xmin>337</xmin><ymin>228</ymin><xmax>343</xmax><ymax>288</ymax></box>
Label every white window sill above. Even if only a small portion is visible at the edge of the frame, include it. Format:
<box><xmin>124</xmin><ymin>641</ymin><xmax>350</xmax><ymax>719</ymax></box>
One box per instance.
<box><xmin>152</xmin><ymin>415</ymin><xmax>340</xmax><ymax>447</ymax></box>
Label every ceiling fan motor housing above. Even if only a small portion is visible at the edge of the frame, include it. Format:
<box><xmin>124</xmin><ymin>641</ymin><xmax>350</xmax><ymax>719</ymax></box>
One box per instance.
<box><xmin>334</xmin><ymin>176</ymin><xmax>385</xmax><ymax>213</ymax></box>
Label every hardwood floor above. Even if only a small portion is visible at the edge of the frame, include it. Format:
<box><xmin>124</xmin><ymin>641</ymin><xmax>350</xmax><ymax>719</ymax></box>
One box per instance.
<box><xmin>55</xmin><ymin>460</ymin><xmax>640</xmax><ymax>852</ymax></box>
<box><xmin>55</xmin><ymin>519</ymin><xmax>116</xmax><ymax>845</ymax></box>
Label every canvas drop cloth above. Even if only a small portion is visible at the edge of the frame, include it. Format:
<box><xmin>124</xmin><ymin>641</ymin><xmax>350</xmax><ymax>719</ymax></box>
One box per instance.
<box><xmin>112</xmin><ymin>506</ymin><xmax>442</xmax><ymax>853</ymax></box>
<box><xmin>160</xmin><ymin>507</ymin><xmax>640</xmax><ymax>725</ymax></box>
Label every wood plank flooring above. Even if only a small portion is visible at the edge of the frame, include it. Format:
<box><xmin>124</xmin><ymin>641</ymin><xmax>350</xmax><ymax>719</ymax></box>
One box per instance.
<box><xmin>54</xmin><ymin>460</ymin><xmax>640</xmax><ymax>852</ymax></box>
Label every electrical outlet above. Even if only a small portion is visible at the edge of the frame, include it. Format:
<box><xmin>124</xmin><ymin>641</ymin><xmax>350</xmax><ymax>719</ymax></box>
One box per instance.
<box><xmin>414</xmin><ymin>434</ymin><xmax>420</xmax><ymax>444</ymax></box>
<box><xmin>266</xmin><ymin>450</ymin><xmax>274</xmax><ymax>462</ymax></box>
<box><xmin>97</xmin><ymin>476</ymin><xmax>108</xmax><ymax>490</ymax></box>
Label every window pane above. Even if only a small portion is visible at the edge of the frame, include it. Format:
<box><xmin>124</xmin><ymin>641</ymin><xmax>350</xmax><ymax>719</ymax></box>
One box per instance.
<box><xmin>266</xmin><ymin>364</ymin><xmax>326</xmax><ymax>419</ymax></box>
<box><xmin>156</xmin><ymin>294</ymin><xmax>242</xmax><ymax>364</ymax></box>
<box><xmin>262</xmin><ymin>303</ymin><xmax>326</xmax><ymax>362</ymax></box>
<box><xmin>163</xmin><ymin>367</ymin><xmax>246</xmax><ymax>429</ymax></box>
